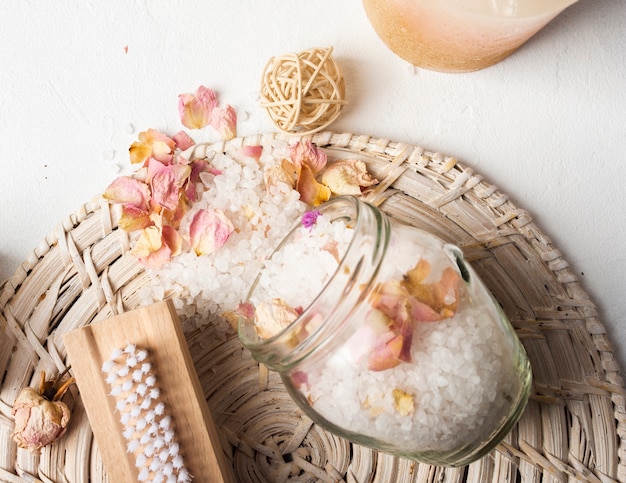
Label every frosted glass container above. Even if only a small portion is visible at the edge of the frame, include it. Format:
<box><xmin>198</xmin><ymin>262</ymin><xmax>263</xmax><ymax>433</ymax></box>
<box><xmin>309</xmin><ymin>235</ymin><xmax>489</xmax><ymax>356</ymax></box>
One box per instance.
<box><xmin>362</xmin><ymin>0</ymin><xmax>580</xmax><ymax>72</ymax></box>
<box><xmin>239</xmin><ymin>196</ymin><xmax>532</xmax><ymax>466</ymax></box>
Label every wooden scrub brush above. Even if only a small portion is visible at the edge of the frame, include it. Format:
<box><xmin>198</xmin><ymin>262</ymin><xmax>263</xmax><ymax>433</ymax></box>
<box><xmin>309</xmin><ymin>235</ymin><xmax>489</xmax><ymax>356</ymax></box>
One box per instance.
<box><xmin>63</xmin><ymin>300</ymin><xmax>234</xmax><ymax>482</ymax></box>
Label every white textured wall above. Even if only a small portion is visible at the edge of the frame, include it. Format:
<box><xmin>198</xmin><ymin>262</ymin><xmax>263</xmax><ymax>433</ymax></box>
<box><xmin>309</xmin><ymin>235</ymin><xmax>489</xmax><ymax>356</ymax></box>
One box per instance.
<box><xmin>1</xmin><ymin>0</ymin><xmax>625</xmax><ymax>365</ymax></box>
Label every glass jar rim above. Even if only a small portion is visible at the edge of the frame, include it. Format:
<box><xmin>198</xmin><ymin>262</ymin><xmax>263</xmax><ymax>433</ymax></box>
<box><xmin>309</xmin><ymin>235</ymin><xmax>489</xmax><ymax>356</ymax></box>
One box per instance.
<box><xmin>237</xmin><ymin>195</ymin><xmax>390</xmax><ymax>367</ymax></box>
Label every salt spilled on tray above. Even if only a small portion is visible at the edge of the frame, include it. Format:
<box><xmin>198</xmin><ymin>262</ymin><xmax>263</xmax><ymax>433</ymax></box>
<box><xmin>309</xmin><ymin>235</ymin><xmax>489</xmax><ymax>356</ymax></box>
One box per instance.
<box><xmin>136</xmin><ymin>137</ymin><xmax>308</xmax><ymax>336</ymax></box>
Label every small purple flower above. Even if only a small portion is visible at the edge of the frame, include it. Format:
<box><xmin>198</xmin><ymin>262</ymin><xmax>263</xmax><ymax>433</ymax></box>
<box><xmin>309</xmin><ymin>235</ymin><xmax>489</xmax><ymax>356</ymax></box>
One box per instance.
<box><xmin>301</xmin><ymin>210</ymin><xmax>321</xmax><ymax>231</ymax></box>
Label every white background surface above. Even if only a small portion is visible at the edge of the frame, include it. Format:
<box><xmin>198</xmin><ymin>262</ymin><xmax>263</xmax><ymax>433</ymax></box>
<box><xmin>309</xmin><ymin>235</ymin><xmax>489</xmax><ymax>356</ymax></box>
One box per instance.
<box><xmin>1</xmin><ymin>1</ymin><xmax>624</xmax><ymax>367</ymax></box>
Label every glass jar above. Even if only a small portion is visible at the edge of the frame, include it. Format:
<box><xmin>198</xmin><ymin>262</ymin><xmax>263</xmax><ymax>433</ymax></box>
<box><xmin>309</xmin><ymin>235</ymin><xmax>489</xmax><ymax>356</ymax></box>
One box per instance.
<box><xmin>238</xmin><ymin>196</ymin><xmax>531</xmax><ymax>466</ymax></box>
<box><xmin>362</xmin><ymin>0</ymin><xmax>579</xmax><ymax>72</ymax></box>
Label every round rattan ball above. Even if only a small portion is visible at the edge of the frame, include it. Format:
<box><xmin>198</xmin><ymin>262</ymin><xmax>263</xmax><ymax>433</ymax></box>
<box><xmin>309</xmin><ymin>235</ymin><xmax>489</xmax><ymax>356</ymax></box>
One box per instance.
<box><xmin>260</xmin><ymin>47</ymin><xmax>347</xmax><ymax>135</ymax></box>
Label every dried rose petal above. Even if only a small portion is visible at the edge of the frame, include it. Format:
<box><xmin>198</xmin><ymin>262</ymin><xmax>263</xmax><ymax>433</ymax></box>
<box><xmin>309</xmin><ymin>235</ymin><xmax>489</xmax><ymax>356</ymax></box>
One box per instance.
<box><xmin>372</xmin><ymin>279</ymin><xmax>411</xmax><ymax>325</ymax></box>
<box><xmin>184</xmin><ymin>160</ymin><xmax>210</xmax><ymax>203</ymax></box>
<box><xmin>210</xmin><ymin>105</ymin><xmax>237</xmax><ymax>140</ymax></box>
<box><xmin>172</xmin><ymin>130</ymin><xmax>196</xmax><ymax>151</ymax></box>
<box><xmin>392</xmin><ymin>389</ymin><xmax>415</xmax><ymax>416</ymax></box>
<box><xmin>291</xmin><ymin>371</ymin><xmax>309</xmax><ymax>390</ymax></box>
<box><xmin>178</xmin><ymin>85</ymin><xmax>217</xmax><ymax>129</ymax></box>
<box><xmin>103</xmin><ymin>176</ymin><xmax>151</xmax><ymax>212</ymax></box>
<box><xmin>162</xmin><ymin>196</ymin><xmax>189</xmax><ymax>230</ymax></box>
<box><xmin>11</xmin><ymin>387</ymin><xmax>70</xmax><ymax>454</ymax></box>
<box><xmin>189</xmin><ymin>208</ymin><xmax>234</xmax><ymax>256</ymax></box>
<box><xmin>235</xmin><ymin>302</ymin><xmax>255</xmax><ymax>320</ymax></box>
<box><xmin>131</xmin><ymin>225</ymin><xmax>164</xmax><ymax>259</ymax></box>
<box><xmin>129</xmin><ymin>129</ymin><xmax>176</xmax><ymax>165</ymax></box>
<box><xmin>368</xmin><ymin>331</ymin><xmax>404</xmax><ymax>371</ymax></box>
<box><xmin>253</xmin><ymin>298</ymin><xmax>300</xmax><ymax>339</ymax></box>
<box><xmin>264</xmin><ymin>158</ymin><xmax>297</xmax><ymax>190</ymax></box>
<box><xmin>321</xmin><ymin>159</ymin><xmax>378</xmax><ymax>196</ymax></box>
<box><xmin>147</xmin><ymin>158</ymin><xmax>192</xmax><ymax>211</ymax></box>
<box><xmin>404</xmin><ymin>262</ymin><xmax>462</xmax><ymax>320</ymax></box>
<box><xmin>238</xmin><ymin>145</ymin><xmax>263</xmax><ymax>161</ymax></box>
<box><xmin>297</xmin><ymin>164</ymin><xmax>331</xmax><ymax>207</ymax></box>
<box><xmin>289</xmin><ymin>140</ymin><xmax>327</xmax><ymax>174</ymax></box>
<box><xmin>117</xmin><ymin>204</ymin><xmax>152</xmax><ymax>232</ymax></box>
<box><xmin>132</xmin><ymin>224</ymin><xmax>182</xmax><ymax>269</ymax></box>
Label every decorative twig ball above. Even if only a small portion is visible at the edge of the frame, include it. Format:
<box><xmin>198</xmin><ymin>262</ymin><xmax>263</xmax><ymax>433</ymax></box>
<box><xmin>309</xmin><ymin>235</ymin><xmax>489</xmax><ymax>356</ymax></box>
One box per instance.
<box><xmin>260</xmin><ymin>47</ymin><xmax>347</xmax><ymax>135</ymax></box>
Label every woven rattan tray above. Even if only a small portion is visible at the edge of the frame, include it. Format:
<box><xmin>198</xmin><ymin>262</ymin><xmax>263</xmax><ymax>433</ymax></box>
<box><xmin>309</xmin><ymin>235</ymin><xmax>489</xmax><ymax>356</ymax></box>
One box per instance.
<box><xmin>1</xmin><ymin>131</ymin><xmax>624</xmax><ymax>482</ymax></box>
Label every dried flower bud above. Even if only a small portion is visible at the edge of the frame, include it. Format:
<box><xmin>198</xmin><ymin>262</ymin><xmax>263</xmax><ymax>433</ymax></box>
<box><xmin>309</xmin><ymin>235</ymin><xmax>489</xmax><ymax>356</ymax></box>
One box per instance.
<box><xmin>11</xmin><ymin>372</ymin><xmax>74</xmax><ymax>453</ymax></box>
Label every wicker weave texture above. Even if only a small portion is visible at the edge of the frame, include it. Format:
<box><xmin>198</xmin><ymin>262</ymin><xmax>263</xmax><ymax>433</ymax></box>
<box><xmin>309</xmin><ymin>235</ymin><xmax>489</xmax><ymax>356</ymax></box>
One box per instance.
<box><xmin>1</xmin><ymin>131</ymin><xmax>624</xmax><ymax>483</ymax></box>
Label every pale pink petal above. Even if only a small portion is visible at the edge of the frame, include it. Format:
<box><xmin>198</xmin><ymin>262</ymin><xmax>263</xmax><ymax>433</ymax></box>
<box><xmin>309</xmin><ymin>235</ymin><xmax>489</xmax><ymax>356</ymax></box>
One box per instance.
<box><xmin>289</xmin><ymin>140</ymin><xmax>327</xmax><ymax>174</ymax></box>
<box><xmin>184</xmin><ymin>160</ymin><xmax>209</xmax><ymax>202</ymax></box>
<box><xmin>178</xmin><ymin>86</ymin><xmax>217</xmax><ymax>129</ymax></box>
<box><xmin>264</xmin><ymin>158</ymin><xmax>297</xmax><ymax>190</ymax></box>
<box><xmin>139</xmin><ymin>244</ymin><xmax>172</xmax><ymax>269</ymax></box>
<box><xmin>404</xmin><ymin>262</ymin><xmax>462</xmax><ymax>320</ymax></box>
<box><xmin>368</xmin><ymin>331</ymin><xmax>404</xmax><ymax>371</ymax></box>
<box><xmin>118</xmin><ymin>205</ymin><xmax>152</xmax><ymax>232</ymax></box>
<box><xmin>139</xmin><ymin>129</ymin><xmax>176</xmax><ymax>164</ymax></box>
<box><xmin>235</xmin><ymin>302</ymin><xmax>255</xmax><ymax>320</ymax></box>
<box><xmin>103</xmin><ymin>176</ymin><xmax>151</xmax><ymax>211</ymax></box>
<box><xmin>161</xmin><ymin>225</ymin><xmax>182</xmax><ymax>257</ymax></box>
<box><xmin>189</xmin><ymin>209</ymin><xmax>235</xmax><ymax>256</ymax></box>
<box><xmin>210</xmin><ymin>104</ymin><xmax>237</xmax><ymax>140</ymax></box>
<box><xmin>238</xmin><ymin>145</ymin><xmax>263</xmax><ymax>161</ymax></box>
<box><xmin>172</xmin><ymin>130</ymin><xmax>196</xmax><ymax>151</ymax></box>
<box><xmin>321</xmin><ymin>159</ymin><xmax>378</xmax><ymax>196</ymax></box>
<box><xmin>132</xmin><ymin>225</ymin><xmax>182</xmax><ymax>269</ymax></box>
<box><xmin>129</xmin><ymin>129</ymin><xmax>176</xmax><ymax>166</ymax></box>
<box><xmin>147</xmin><ymin>159</ymin><xmax>191</xmax><ymax>211</ymax></box>
<box><xmin>253</xmin><ymin>298</ymin><xmax>300</xmax><ymax>339</ymax></box>
<box><xmin>131</xmin><ymin>226</ymin><xmax>163</xmax><ymax>258</ymax></box>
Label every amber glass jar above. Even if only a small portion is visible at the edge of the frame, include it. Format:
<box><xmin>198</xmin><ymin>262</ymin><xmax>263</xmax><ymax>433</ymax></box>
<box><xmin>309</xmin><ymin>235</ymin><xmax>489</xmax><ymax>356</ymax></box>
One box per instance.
<box><xmin>239</xmin><ymin>196</ymin><xmax>531</xmax><ymax>466</ymax></box>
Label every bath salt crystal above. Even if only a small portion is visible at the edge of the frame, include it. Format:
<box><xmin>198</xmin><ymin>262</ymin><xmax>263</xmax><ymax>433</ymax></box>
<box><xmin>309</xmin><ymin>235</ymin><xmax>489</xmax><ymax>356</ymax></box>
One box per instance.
<box><xmin>137</xmin><ymin>139</ymin><xmax>308</xmax><ymax>331</ymax></box>
<box><xmin>248</xmin><ymin>215</ymin><xmax>353</xmax><ymax>312</ymax></box>
<box><xmin>243</xmin><ymin>212</ymin><xmax>523</xmax><ymax>453</ymax></box>
<box><xmin>297</xmin><ymin>306</ymin><xmax>521</xmax><ymax>452</ymax></box>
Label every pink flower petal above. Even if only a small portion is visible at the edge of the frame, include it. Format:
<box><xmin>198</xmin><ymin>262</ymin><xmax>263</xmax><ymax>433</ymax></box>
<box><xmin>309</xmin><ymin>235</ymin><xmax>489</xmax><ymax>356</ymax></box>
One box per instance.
<box><xmin>118</xmin><ymin>205</ymin><xmax>152</xmax><ymax>231</ymax></box>
<box><xmin>289</xmin><ymin>140</ymin><xmax>327</xmax><ymax>174</ymax></box>
<box><xmin>172</xmin><ymin>130</ymin><xmax>196</xmax><ymax>151</ymax></box>
<box><xmin>147</xmin><ymin>159</ymin><xmax>192</xmax><ymax>211</ymax></box>
<box><xmin>210</xmin><ymin>104</ymin><xmax>237</xmax><ymax>140</ymax></box>
<box><xmin>264</xmin><ymin>158</ymin><xmax>297</xmax><ymax>190</ymax></box>
<box><xmin>103</xmin><ymin>176</ymin><xmax>151</xmax><ymax>211</ymax></box>
<box><xmin>133</xmin><ymin>225</ymin><xmax>182</xmax><ymax>269</ymax></box>
<box><xmin>189</xmin><ymin>209</ymin><xmax>234</xmax><ymax>256</ymax></box>
<box><xmin>368</xmin><ymin>331</ymin><xmax>404</xmax><ymax>372</ymax></box>
<box><xmin>178</xmin><ymin>86</ymin><xmax>217</xmax><ymax>129</ymax></box>
<box><xmin>130</xmin><ymin>129</ymin><xmax>176</xmax><ymax>165</ymax></box>
<box><xmin>132</xmin><ymin>225</ymin><xmax>163</xmax><ymax>258</ymax></box>
<box><xmin>238</xmin><ymin>145</ymin><xmax>263</xmax><ymax>161</ymax></box>
<box><xmin>236</xmin><ymin>302</ymin><xmax>255</xmax><ymax>320</ymax></box>
<box><xmin>184</xmin><ymin>160</ymin><xmax>210</xmax><ymax>202</ymax></box>
<box><xmin>253</xmin><ymin>298</ymin><xmax>300</xmax><ymax>339</ymax></box>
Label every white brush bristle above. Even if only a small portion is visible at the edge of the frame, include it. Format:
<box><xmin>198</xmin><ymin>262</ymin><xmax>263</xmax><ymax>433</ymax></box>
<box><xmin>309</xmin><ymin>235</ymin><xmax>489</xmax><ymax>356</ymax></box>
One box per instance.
<box><xmin>102</xmin><ymin>345</ymin><xmax>192</xmax><ymax>482</ymax></box>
